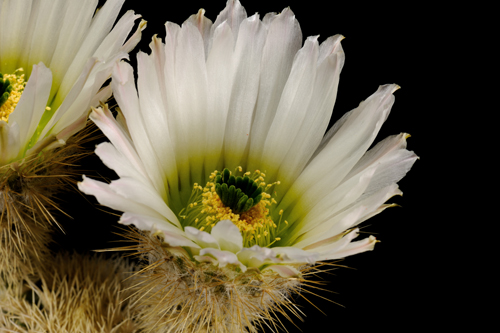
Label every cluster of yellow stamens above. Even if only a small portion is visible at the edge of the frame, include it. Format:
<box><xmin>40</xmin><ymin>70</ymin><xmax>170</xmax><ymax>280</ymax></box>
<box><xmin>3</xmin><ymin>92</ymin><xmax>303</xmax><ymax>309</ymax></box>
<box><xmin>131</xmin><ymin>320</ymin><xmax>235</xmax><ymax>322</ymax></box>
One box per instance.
<box><xmin>0</xmin><ymin>69</ymin><xmax>26</xmax><ymax>122</ymax></box>
<box><xmin>179</xmin><ymin>168</ymin><xmax>283</xmax><ymax>247</ymax></box>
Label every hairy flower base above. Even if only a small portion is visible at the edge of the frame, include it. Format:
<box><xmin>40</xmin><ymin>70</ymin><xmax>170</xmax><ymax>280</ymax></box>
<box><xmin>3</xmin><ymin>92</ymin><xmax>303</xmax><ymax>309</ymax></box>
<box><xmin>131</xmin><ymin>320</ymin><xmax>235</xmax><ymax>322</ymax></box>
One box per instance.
<box><xmin>0</xmin><ymin>123</ymin><xmax>94</xmax><ymax>283</ymax></box>
<box><xmin>119</xmin><ymin>227</ymin><xmax>334</xmax><ymax>333</ymax></box>
<box><xmin>0</xmin><ymin>252</ymin><xmax>138</xmax><ymax>333</ymax></box>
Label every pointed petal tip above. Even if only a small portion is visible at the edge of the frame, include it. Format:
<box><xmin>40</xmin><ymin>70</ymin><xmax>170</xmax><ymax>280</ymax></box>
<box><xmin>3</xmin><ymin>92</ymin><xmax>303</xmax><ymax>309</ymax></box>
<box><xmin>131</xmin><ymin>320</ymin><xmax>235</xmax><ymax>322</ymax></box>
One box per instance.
<box><xmin>376</xmin><ymin>83</ymin><xmax>400</xmax><ymax>96</ymax></box>
<box><xmin>280</xmin><ymin>7</ymin><xmax>295</xmax><ymax>17</ymax></box>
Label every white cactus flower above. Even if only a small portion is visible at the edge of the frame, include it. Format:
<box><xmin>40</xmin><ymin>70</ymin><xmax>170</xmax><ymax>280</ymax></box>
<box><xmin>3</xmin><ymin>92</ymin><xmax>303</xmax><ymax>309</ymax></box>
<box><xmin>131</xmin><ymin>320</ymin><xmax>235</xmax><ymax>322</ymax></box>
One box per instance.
<box><xmin>79</xmin><ymin>0</ymin><xmax>417</xmax><ymax>277</ymax></box>
<box><xmin>0</xmin><ymin>0</ymin><xmax>145</xmax><ymax>166</ymax></box>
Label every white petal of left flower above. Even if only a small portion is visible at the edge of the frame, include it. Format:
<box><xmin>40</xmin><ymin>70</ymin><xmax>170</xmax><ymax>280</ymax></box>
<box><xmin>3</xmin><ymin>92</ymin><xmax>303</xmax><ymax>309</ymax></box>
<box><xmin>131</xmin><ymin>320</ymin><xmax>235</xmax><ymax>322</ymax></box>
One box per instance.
<box><xmin>0</xmin><ymin>0</ymin><xmax>144</xmax><ymax>166</ymax></box>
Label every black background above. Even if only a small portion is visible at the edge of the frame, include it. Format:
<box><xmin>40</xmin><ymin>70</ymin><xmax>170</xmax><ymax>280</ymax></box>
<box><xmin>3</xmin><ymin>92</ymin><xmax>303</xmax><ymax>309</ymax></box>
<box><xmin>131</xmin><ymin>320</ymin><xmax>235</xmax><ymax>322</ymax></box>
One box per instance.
<box><xmin>53</xmin><ymin>1</ymin><xmax>435</xmax><ymax>332</ymax></box>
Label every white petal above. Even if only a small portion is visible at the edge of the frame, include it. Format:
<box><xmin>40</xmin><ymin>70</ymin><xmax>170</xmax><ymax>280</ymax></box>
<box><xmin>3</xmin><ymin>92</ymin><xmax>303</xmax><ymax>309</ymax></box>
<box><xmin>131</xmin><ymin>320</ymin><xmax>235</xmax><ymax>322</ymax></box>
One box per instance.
<box><xmin>48</xmin><ymin>0</ymin><xmax>97</xmax><ymax>92</ymax></box>
<box><xmin>88</xmin><ymin>104</ymin><xmax>149</xmax><ymax>182</ymax></box>
<box><xmin>0</xmin><ymin>0</ymin><xmax>32</xmax><ymax>73</ymax></box>
<box><xmin>163</xmin><ymin>22</ymin><xmax>192</xmax><ymax>193</ymax></box>
<box><xmin>137</xmin><ymin>51</ymin><xmax>178</xmax><ymax>190</ymax></box>
<box><xmin>247</xmin><ymin>8</ymin><xmax>302</xmax><ymax>169</ymax></box>
<box><xmin>93</xmin><ymin>10</ymin><xmax>142</xmax><ymax>60</ymax></box>
<box><xmin>320</xmin><ymin>235</ymin><xmax>377</xmax><ymax>261</ymax></box>
<box><xmin>108</xmin><ymin>177</ymin><xmax>180</xmax><ymax>228</ymax></box>
<box><xmin>120</xmin><ymin>213</ymin><xmax>197</xmax><ymax>248</ymax></box>
<box><xmin>259</xmin><ymin>36</ymin><xmax>319</xmax><ymax>180</ymax></box>
<box><xmin>348</xmin><ymin>133</ymin><xmax>418</xmax><ymax>199</ymax></box>
<box><xmin>204</xmin><ymin>21</ymin><xmax>234</xmax><ymax>174</ymax></box>
<box><xmin>193</xmin><ymin>255</ymin><xmax>217</xmax><ymax>265</ymax></box>
<box><xmin>280</xmin><ymin>84</ymin><xmax>399</xmax><ymax>213</ymax></box>
<box><xmin>285</xmin><ymin>166</ymin><xmax>376</xmax><ymax>243</ymax></box>
<box><xmin>211</xmin><ymin>0</ymin><xmax>247</xmax><ymax>42</ymax></box>
<box><xmin>78</xmin><ymin>175</ymin><xmax>165</xmax><ymax>220</ymax></box>
<box><xmin>185</xmin><ymin>9</ymin><xmax>213</xmax><ymax>58</ymax></box>
<box><xmin>198</xmin><ymin>248</ymin><xmax>246</xmax><ymax>271</ymax></box>
<box><xmin>265</xmin><ymin>265</ymin><xmax>300</xmax><ymax>278</ymax></box>
<box><xmin>174</xmin><ymin>21</ymin><xmax>208</xmax><ymax>183</ymax></box>
<box><xmin>210</xmin><ymin>220</ymin><xmax>243</xmax><ymax>253</ymax></box>
<box><xmin>223</xmin><ymin>14</ymin><xmax>266</xmax><ymax>169</ymax></box>
<box><xmin>237</xmin><ymin>245</ymin><xmax>280</xmax><ymax>268</ymax></box>
<box><xmin>296</xmin><ymin>207</ymin><xmax>366</xmax><ymax>250</ymax></box>
<box><xmin>41</xmin><ymin>57</ymin><xmax>98</xmax><ymax>138</ymax></box>
<box><xmin>112</xmin><ymin>61</ymin><xmax>167</xmax><ymax>198</ymax></box>
<box><xmin>295</xmin><ymin>184</ymin><xmax>401</xmax><ymax>249</ymax></box>
<box><xmin>52</xmin><ymin>111</ymin><xmax>88</xmax><ymax>146</ymax></box>
<box><xmin>271</xmin><ymin>247</ymin><xmax>318</xmax><ymax>264</ymax></box>
<box><xmin>22</xmin><ymin>0</ymin><xmax>67</xmax><ymax>78</ymax></box>
<box><xmin>120</xmin><ymin>18</ymin><xmax>147</xmax><ymax>55</ymax></box>
<box><xmin>185</xmin><ymin>227</ymin><xmax>219</xmax><ymax>249</ymax></box>
<box><xmin>94</xmin><ymin>142</ymin><xmax>143</xmax><ymax>181</ymax></box>
<box><xmin>9</xmin><ymin>62</ymin><xmax>52</xmax><ymax>154</ymax></box>
<box><xmin>58</xmin><ymin>0</ymin><xmax>125</xmax><ymax>99</ymax></box>
<box><xmin>0</xmin><ymin>121</ymin><xmax>20</xmax><ymax>165</ymax></box>
<box><xmin>277</xmin><ymin>35</ymin><xmax>345</xmax><ymax>186</ymax></box>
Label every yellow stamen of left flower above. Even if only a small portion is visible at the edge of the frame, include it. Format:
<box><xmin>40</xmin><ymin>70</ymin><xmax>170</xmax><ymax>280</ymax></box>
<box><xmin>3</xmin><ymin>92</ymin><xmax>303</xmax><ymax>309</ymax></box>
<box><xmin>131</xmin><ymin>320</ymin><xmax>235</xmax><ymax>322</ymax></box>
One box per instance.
<box><xmin>0</xmin><ymin>69</ymin><xmax>26</xmax><ymax>122</ymax></box>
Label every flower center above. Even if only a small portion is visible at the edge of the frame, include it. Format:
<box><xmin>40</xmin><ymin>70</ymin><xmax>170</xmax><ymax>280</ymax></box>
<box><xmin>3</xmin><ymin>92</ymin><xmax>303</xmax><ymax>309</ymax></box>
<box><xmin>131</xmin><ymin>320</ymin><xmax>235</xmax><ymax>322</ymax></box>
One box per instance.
<box><xmin>214</xmin><ymin>168</ymin><xmax>263</xmax><ymax>214</ymax></box>
<box><xmin>0</xmin><ymin>69</ymin><xmax>26</xmax><ymax>122</ymax></box>
<box><xmin>179</xmin><ymin>168</ymin><xmax>283</xmax><ymax>247</ymax></box>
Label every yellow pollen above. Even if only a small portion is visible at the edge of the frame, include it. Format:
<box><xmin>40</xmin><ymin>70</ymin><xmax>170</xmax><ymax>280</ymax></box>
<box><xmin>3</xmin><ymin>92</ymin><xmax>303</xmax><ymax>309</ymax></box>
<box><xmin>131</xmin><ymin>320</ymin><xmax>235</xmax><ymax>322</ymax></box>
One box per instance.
<box><xmin>0</xmin><ymin>69</ymin><xmax>26</xmax><ymax>122</ymax></box>
<box><xmin>180</xmin><ymin>168</ymin><xmax>282</xmax><ymax>247</ymax></box>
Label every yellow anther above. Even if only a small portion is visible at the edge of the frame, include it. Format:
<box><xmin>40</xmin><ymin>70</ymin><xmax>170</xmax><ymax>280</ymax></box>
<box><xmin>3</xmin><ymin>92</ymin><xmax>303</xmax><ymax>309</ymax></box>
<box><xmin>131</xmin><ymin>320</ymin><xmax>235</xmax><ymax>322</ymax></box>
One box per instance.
<box><xmin>0</xmin><ymin>69</ymin><xmax>27</xmax><ymax>122</ymax></box>
<box><xmin>279</xmin><ymin>210</ymin><xmax>283</xmax><ymax>215</ymax></box>
<box><xmin>275</xmin><ymin>237</ymin><xmax>281</xmax><ymax>241</ymax></box>
<box><xmin>182</xmin><ymin>169</ymin><xmax>283</xmax><ymax>247</ymax></box>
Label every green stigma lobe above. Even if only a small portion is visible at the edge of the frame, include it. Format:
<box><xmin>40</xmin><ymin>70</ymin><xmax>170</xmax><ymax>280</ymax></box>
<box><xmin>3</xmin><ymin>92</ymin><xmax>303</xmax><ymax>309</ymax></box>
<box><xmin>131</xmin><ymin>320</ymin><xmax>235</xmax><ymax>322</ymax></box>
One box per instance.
<box><xmin>0</xmin><ymin>74</ymin><xmax>13</xmax><ymax>108</ymax></box>
<box><xmin>215</xmin><ymin>168</ymin><xmax>263</xmax><ymax>214</ymax></box>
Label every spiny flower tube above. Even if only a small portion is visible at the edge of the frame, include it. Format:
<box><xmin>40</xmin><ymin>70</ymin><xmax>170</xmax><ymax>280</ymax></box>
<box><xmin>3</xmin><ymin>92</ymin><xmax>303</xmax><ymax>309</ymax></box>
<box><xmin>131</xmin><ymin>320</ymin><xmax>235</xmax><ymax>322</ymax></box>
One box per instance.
<box><xmin>0</xmin><ymin>0</ymin><xmax>144</xmax><ymax>282</ymax></box>
<box><xmin>79</xmin><ymin>0</ymin><xmax>417</xmax><ymax>331</ymax></box>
